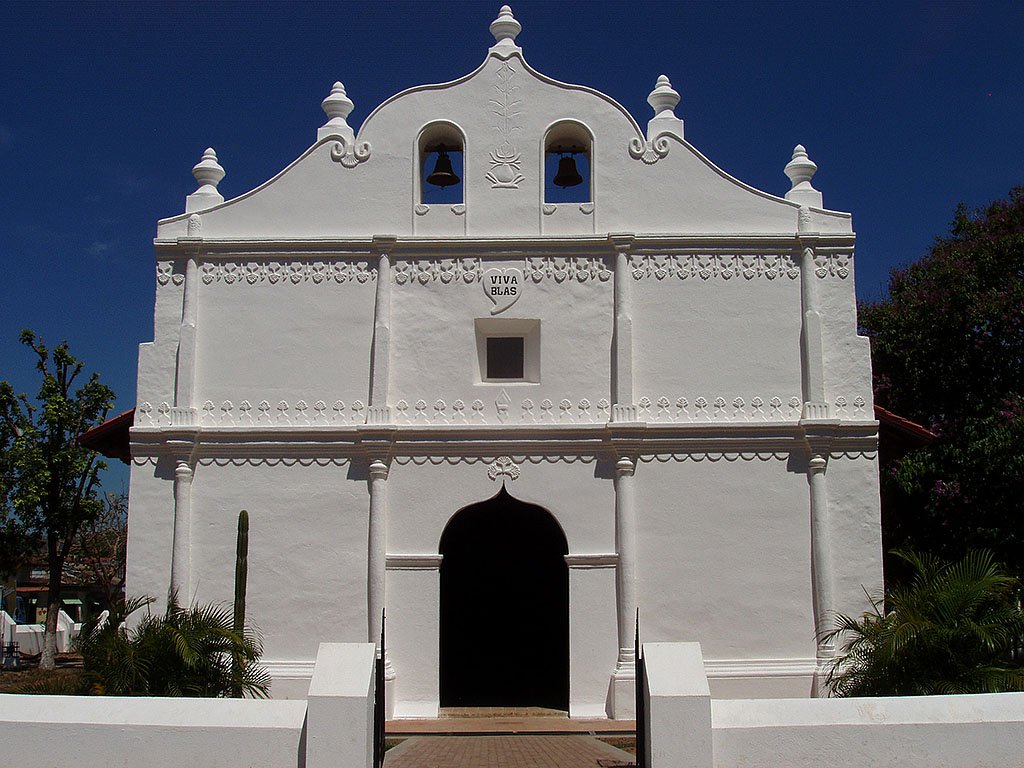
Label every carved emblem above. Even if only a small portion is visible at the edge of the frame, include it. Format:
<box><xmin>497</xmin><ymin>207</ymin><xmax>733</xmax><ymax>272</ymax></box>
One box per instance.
<box><xmin>486</xmin><ymin>62</ymin><xmax>524</xmax><ymax>188</ymax></box>
<box><xmin>330</xmin><ymin>137</ymin><xmax>372</xmax><ymax>168</ymax></box>
<box><xmin>483</xmin><ymin>267</ymin><xmax>522</xmax><ymax>314</ymax></box>
<box><xmin>487</xmin><ymin>456</ymin><xmax>521</xmax><ymax>482</ymax></box>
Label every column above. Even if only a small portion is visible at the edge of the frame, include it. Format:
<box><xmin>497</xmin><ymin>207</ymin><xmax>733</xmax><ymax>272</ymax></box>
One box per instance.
<box><xmin>170</xmin><ymin>458</ymin><xmax>193</xmax><ymax>605</ymax></box>
<box><xmin>611</xmin><ymin>455</ymin><xmax>638</xmax><ymax>718</ymax></box>
<box><xmin>798</xmin><ymin>207</ymin><xmax>828</xmax><ymax>420</ymax></box>
<box><xmin>808</xmin><ymin>451</ymin><xmax>835</xmax><ymax>687</ymax></box>
<box><xmin>367</xmin><ymin>459</ymin><xmax>395</xmax><ymax>687</ymax></box>
<box><xmin>173</xmin><ymin>255</ymin><xmax>199</xmax><ymax>425</ymax></box>
<box><xmin>367</xmin><ymin>238</ymin><xmax>394</xmax><ymax>425</ymax></box>
<box><xmin>611</xmin><ymin>235</ymin><xmax>636</xmax><ymax>422</ymax></box>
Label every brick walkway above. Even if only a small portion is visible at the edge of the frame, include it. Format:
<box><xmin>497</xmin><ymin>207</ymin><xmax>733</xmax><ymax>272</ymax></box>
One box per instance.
<box><xmin>384</xmin><ymin>735</ymin><xmax>636</xmax><ymax>768</ymax></box>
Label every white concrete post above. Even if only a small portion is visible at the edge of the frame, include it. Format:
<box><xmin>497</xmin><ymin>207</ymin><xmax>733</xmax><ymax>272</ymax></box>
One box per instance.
<box><xmin>798</xmin><ymin>207</ymin><xmax>829</xmax><ymax>421</ymax></box>
<box><xmin>643</xmin><ymin>642</ymin><xmax>712</xmax><ymax>768</ymax></box>
<box><xmin>611</xmin><ymin>455</ymin><xmax>638</xmax><ymax>718</ymax></box>
<box><xmin>808</xmin><ymin>451</ymin><xmax>835</xmax><ymax>682</ymax></box>
<box><xmin>173</xmin><ymin>255</ymin><xmax>199</xmax><ymax>425</ymax></box>
<box><xmin>367</xmin><ymin>458</ymin><xmax>396</xmax><ymax>701</ymax></box>
<box><xmin>367</xmin><ymin>239</ymin><xmax>394</xmax><ymax>425</ymax></box>
<box><xmin>306</xmin><ymin>643</ymin><xmax>377</xmax><ymax>768</ymax></box>
<box><xmin>170</xmin><ymin>458</ymin><xmax>193</xmax><ymax>604</ymax></box>
<box><xmin>611</xmin><ymin>235</ymin><xmax>636</xmax><ymax>422</ymax></box>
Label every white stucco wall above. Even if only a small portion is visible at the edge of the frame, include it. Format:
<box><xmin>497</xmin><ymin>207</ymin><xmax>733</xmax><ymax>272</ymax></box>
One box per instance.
<box><xmin>127</xmin><ymin>7</ymin><xmax>881</xmax><ymax>715</ymax></box>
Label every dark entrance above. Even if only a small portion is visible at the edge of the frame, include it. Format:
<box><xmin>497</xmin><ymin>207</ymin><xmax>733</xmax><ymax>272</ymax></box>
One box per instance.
<box><xmin>439</xmin><ymin>487</ymin><xmax>569</xmax><ymax>709</ymax></box>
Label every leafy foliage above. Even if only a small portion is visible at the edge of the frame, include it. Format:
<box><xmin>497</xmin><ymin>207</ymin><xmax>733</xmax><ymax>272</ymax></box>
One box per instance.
<box><xmin>859</xmin><ymin>189</ymin><xmax>1024</xmax><ymax>577</ymax></box>
<box><xmin>75</xmin><ymin>595</ymin><xmax>270</xmax><ymax>698</ymax></box>
<box><xmin>67</xmin><ymin>491</ymin><xmax>127</xmax><ymax>611</ymax></box>
<box><xmin>0</xmin><ymin>331</ymin><xmax>114</xmax><ymax>668</ymax></box>
<box><xmin>824</xmin><ymin>550</ymin><xmax>1024</xmax><ymax>697</ymax></box>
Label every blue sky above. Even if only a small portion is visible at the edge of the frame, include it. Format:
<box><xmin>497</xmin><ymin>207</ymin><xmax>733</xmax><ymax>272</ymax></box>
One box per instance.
<box><xmin>1</xmin><ymin>1</ymin><xmax>1022</xmax><ymax>488</ymax></box>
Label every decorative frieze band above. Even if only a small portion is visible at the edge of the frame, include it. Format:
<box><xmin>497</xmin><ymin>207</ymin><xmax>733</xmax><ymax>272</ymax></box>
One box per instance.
<box><xmin>199</xmin><ymin>259</ymin><xmax>376</xmax><ymax>285</ymax></box>
<box><xmin>136</xmin><ymin>394</ymin><xmax>868</xmax><ymax>427</ymax></box>
<box><xmin>392</xmin><ymin>256</ymin><xmax>611</xmax><ymax>285</ymax></box>
<box><xmin>629</xmin><ymin>253</ymin><xmax>799</xmax><ymax>281</ymax></box>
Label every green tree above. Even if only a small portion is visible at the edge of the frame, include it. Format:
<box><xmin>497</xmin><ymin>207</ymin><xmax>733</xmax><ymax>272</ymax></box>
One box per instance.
<box><xmin>0</xmin><ymin>331</ymin><xmax>114</xmax><ymax>669</ymax></box>
<box><xmin>824</xmin><ymin>550</ymin><xmax>1024</xmax><ymax>696</ymax></box>
<box><xmin>859</xmin><ymin>188</ymin><xmax>1024</xmax><ymax>576</ymax></box>
<box><xmin>75</xmin><ymin>596</ymin><xmax>270</xmax><ymax>698</ymax></box>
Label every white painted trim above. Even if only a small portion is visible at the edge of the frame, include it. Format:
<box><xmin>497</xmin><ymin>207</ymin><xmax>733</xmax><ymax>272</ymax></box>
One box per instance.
<box><xmin>386</xmin><ymin>554</ymin><xmax>443</xmax><ymax>570</ymax></box>
<box><xmin>704</xmin><ymin>657</ymin><xmax>817</xmax><ymax>679</ymax></box>
<box><xmin>262</xmin><ymin>659</ymin><xmax>317</xmax><ymax>678</ymax></box>
<box><xmin>564</xmin><ymin>553</ymin><xmax>618</xmax><ymax>568</ymax></box>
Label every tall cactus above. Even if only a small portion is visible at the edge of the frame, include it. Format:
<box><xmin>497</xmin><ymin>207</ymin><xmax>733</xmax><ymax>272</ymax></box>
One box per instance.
<box><xmin>232</xmin><ymin>509</ymin><xmax>249</xmax><ymax>696</ymax></box>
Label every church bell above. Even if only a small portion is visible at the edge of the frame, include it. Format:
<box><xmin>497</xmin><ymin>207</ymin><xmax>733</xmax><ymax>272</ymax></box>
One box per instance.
<box><xmin>553</xmin><ymin>154</ymin><xmax>583</xmax><ymax>188</ymax></box>
<box><xmin>426</xmin><ymin>145</ymin><xmax>460</xmax><ymax>188</ymax></box>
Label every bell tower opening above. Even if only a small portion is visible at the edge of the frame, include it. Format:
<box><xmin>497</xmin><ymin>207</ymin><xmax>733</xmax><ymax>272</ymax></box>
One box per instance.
<box><xmin>439</xmin><ymin>486</ymin><xmax>569</xmax><ymax>710</ymax></box>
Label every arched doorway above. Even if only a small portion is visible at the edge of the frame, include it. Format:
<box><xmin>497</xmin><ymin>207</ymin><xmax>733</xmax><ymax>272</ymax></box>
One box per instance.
<box><xmin>439</xmin><ymin>486</ymin><xmax>569</xmax><ymax>709</ymax></box>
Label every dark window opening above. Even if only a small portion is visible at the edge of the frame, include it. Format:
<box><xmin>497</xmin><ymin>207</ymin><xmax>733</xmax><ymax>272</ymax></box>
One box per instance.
<box><xmin>422</xmin><ymin>144</ymin><xmax>464</xmax><ymax>205</ymax></box>
<box><xmin>544</xmin><ymin>147</ymin><xmax>591</xmax><ymax>204</ymax></box>
<box><xmin>486</xmin><ymin>336</ymin><xmax>525</xmax><ymax>379</ymax></box>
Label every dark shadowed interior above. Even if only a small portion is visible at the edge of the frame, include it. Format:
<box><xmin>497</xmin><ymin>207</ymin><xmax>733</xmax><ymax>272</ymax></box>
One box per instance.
<box><xmin>439</xmin><ymin>486</ymin><xmax>569</xmax><ymax>709</ymax></box>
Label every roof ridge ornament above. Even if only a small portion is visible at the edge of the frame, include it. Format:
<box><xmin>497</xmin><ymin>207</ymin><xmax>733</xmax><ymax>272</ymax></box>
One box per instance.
<box><xmin>489</xmin><ymin>5</ymin><xmax>522</xmax><ymax>56</ymax></box>
<box><xmin>646</xmin><ymin>74</ymin><xmax>683</xmax><ymax>141</ymax></box>
<box><xmin>185</xmin><ymin>148</ymin><xmax>225</xmax><ymax>213</ymax></box>
<box><xmin>318</xmin><ymin>81</ymin><xmax>356</xmax><ymax>143</ymax></box>
<box><xmin>784</xmin><ymin>144</ymin><xmax>823</xmax><ymax>208</ymax></box>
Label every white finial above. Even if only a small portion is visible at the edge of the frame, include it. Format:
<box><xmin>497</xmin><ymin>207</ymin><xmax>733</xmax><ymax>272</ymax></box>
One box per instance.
<box><xmin>648</xmin><ymin>75</ymin><xmax>680</xmax><ymax>117</ymax></box>
<box><xmin>490</xmin><ymin>5</ymin><xmax>521</xmax><ymax>46</ymax></box>
<box><xmin>784</xmin><ymin>144</ymin><xmax>823</xmax><ymax>207</ymax></box>
<box><xmin>645</xmin><ymin>74</ymin><xmax>684</xmax><ymax>141</ymax></box>
<box><xmin>318</xmin><ymin>81</ymin><xmax>356</xmax><ymax>142</ymax></box>
<box><xmin>185</xmin><ymin>148</ymin><xmax>225</xmax><ymax>213</ymax></box>
<box><xmin>192</xmin><ymin>148</ymin><xmax>225</xmax><ymax>191</ymax></box>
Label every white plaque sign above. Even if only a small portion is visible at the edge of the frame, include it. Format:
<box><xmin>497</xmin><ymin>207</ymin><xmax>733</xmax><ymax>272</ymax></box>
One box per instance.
<box><xmin>483</xmin><ymin>267</ymin><xmax>522</xmax><ymax>315</ymax></box>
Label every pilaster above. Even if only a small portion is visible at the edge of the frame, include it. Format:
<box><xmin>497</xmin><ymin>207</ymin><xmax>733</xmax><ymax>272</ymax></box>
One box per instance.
<box><xmin>367</xmin><ymin>458</ymin><xmax>396</xmax><ymax>710</ymax></box>
<box><xmin>611</xmin><ymin>234</ymin><xmax>636</xmax><ymax>423</ymax></box>
<box><xmin>610</xmin><ymin>455</ymin><xmax>638</xmax><ymax>718</ymax></box>
<box><xmin>367</xmin><ymin>236</ymin><xmax>395</xmax><ymax>425</ymax></box>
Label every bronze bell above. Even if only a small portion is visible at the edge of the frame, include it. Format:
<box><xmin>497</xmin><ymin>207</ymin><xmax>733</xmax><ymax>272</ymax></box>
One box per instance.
<box><xmin>426</xmin><ymin>145</ymin><xmax>460</xmax><ymax>188</ymax></box>
<box><xmin>553</xmin><ymin>154</ymin><xmax>583</xmax><ymax>188</ymax></box>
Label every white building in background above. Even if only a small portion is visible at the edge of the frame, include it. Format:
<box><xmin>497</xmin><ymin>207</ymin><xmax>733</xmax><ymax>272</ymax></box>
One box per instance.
<box><xmin>125</xmin><ymin>6</ymin><xmax>881</xmax><ymax>718</ymax></box>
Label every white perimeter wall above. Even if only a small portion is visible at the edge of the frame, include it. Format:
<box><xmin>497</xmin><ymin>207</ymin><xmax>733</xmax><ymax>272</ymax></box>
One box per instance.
<box><xmin>644</xmin><ymin>641</ymin><xmax>1024</xmax><ymax>768</ymax></box>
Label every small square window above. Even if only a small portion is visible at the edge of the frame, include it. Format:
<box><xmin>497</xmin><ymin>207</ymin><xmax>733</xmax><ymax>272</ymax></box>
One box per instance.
<box><xmin>486</xmin><ymin>337</ymin><xmax>525</xmax><ymax>379</ymax></box>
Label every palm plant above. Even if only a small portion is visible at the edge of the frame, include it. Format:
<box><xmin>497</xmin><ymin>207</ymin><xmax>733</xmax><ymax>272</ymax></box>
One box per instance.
<box><xmin>824</xmin><ymin>549</ymin><xmax>1024</xmax><ymax>696</ymax></box>
<box><xmin>75</xmin><ymin>595</ymin><xmax>270</xmax><ymax>698</ymax></box>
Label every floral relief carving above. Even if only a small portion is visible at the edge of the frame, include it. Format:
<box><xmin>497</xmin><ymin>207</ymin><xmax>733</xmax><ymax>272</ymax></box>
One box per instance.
<box><xmin>133</xmin><ymin>393</ymin><xmax>872</xmax><ymax>427</ymax></box>
<box><xmin>522</xmin><ymin>256</ymin><xmax>611</xmax><ymax>283</ymax></box>
<box><xmin>393</xmin><ymin>257</ymin><xmax>481</xmax><ymax>285</ymax></box>
<box><xmin>487</xmin><ymin>456</ymin><xmax>522</xmax><ymax>481</ymax></box>
<box><xmin>812</xmin><ymin>251</ymin><xmax>852</xmax><ymax>279</ymax></box>
<box><xmin>199</xmin><ymin>259</ymin><xmax>375</xmax><ymax>285</ymax></box>
<box><xmin>486</xmin><ymin>62</ymin><xmax>524</xmax><ymax>188</ymax></box>
<box><xmin>629</xmin><ymin>253</ymin><xmax>799</xmax><ymax>281</ymax></box>
<box><xmin>156</xmin><ymin>261</ymin><xmax>185</xmax><ymax>287</ymax></box>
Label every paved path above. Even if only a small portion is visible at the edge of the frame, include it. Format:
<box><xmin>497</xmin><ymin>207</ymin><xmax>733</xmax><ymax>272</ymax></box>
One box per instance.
<box><xmin>384</xmin><ymin>735</ymin><xmax>635</xmax><ymax>768</ymax></box>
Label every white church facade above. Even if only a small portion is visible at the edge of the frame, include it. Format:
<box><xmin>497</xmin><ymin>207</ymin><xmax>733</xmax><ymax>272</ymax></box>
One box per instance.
<box><xmin>125</xmin><ymin>6</ymin><xmax>882</xmax><ymax>718</ymax></box>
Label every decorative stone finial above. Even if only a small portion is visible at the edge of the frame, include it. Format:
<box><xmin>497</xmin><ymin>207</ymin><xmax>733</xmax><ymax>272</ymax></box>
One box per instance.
<box><xmin>192</xmin><ymin>148</ymin><xmax>225</xmax><ymax>191</ymax></box>
<box><xmin>645</xmin><ymin>74</ymin><xmax>684</xmax><ymax>141</ymax></box>
<box><xmin>784</xmin><ymin>144</ymin><xmax>823</xmax><ymax>207</ymax></box>
<box><xmin>648</xmin><ymin>75</ymin><xmax>680</xmax><ymax>117</ymax></box>
<box><xmin>490</xmin><ymin>5</ymin><xmax>521</xmax><ymax>46</ymax></box>
<box><xmin>319</xmin><ymin>81</ymin><xmax>356</xmax><ymax>142</ymax></box>
<box><xmin>185</xmin><ymin>148</ymin><xmax>225</xmax><ymax>213</ymax></box>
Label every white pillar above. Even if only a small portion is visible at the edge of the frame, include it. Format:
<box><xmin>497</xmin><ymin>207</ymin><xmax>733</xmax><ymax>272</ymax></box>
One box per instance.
<box><xmin>367</xmin><ymin>458</ymin><xmax>395</xmax><ymax>699</ymax></box>
<box><xmin>170</xmin><ymin>458</ymin><xmax>193</xmax><ymax>605</ymax></box>
<box><xmin>798</xmin><ymin>208</ymin><xmax>829</xmax><ymax>420</ymax></box>
<box><xmin>173</xmin><ymin>255</ymin><xmax>199</xmax><ymax>425</ymax></box>
<box><xmin>610</xmin><ymin>455</ymin><xmax>638</xmax><ymax>718</ymax></box>
<box><xmin>611</xmin><ymin>235</ymin><xmax>636</xmax><ymax>423</ymax></box>
<box><xmin>367</xmin><ymin>240</ymin><xmax>393</xmax><ymax>425</ymax></box>
<box><xmin>808</xmin><ymin>450</ymin><xmax>835</xmax><ymax>694</ymax></box>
